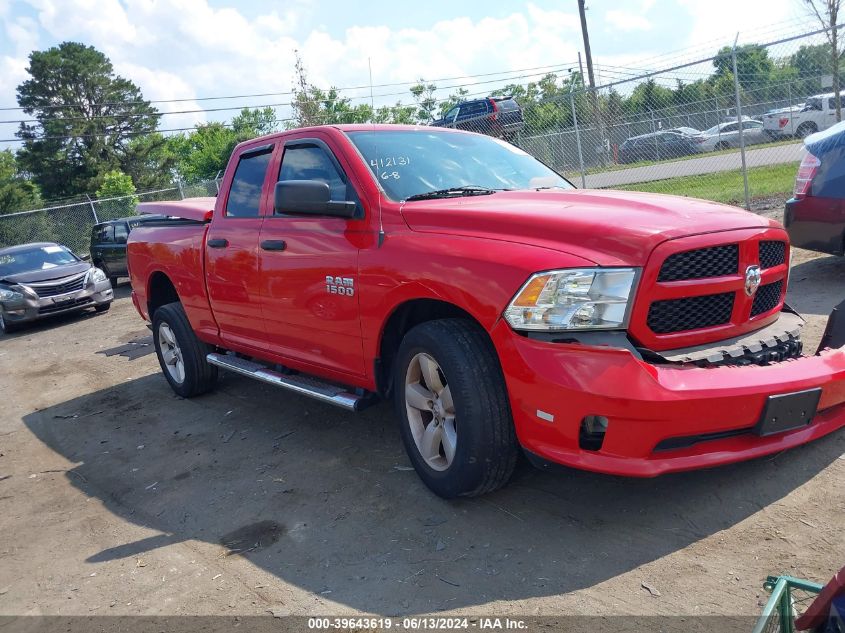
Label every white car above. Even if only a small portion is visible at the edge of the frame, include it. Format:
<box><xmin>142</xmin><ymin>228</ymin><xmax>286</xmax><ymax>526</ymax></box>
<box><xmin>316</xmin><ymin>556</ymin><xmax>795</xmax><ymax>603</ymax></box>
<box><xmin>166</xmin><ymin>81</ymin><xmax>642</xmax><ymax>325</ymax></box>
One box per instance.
<box><xmin>691</xmin><ymin>119</ymin><xmax>770</xmax><ymax>152</ymax></box>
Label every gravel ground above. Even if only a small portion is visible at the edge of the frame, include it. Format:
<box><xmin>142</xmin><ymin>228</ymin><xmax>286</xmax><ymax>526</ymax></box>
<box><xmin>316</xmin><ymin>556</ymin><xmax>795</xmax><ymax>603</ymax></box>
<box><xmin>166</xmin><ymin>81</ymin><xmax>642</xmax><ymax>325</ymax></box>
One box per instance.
<box><xmin>0</xmin><ymin>227</ymin><xmax>843</xmax><ymax>619</ymax></box>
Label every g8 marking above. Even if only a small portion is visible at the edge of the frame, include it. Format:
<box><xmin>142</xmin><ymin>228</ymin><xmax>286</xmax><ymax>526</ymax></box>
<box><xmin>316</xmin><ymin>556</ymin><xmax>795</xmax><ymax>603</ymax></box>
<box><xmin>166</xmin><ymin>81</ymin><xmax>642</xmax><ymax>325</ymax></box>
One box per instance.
<box><xmin>326</xmin><ymin>276</ymin><xmax>355</xmax><ymax>296</ymax></box>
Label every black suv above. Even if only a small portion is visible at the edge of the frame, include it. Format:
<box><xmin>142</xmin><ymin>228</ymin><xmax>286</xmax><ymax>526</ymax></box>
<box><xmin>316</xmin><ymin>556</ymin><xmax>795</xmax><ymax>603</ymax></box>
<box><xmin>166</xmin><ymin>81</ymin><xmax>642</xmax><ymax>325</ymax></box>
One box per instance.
<box><xmin>90</xmin><ymin>215</ymin><xmax>164</xmax><ymax>285</ymax></box>
<box><xmin>431</xmin><ymin>97</ymin><xmax>525</xmax><ymax>139</ymax></box>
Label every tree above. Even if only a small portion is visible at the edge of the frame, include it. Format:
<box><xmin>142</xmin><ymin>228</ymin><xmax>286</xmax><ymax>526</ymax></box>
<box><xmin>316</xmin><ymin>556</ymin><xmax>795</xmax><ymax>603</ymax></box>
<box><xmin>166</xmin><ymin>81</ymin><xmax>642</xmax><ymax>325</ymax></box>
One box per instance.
<box><xmin>410</xmin><ymin>80</ymin><xmax>439</xmax><ymax>122</ymax></box>
<box><xmin>802</xmin><ymin>0</ymin><xmax>843</xmax><ymax>121</ymax></box>
<box><xmin>15</xmin><ymin>42</ymin><xmax>164</xmax><ymax>199</ymax></box>
<box><xmin>713</xmin><ymin>44</ymin><xmax>774</xmax><ymax>81</ymax></box>
<box><xmin>0</xmin><ymin>150</ymin><xmax>54</xmax><ymax>248</ymax></box>
<box><xmin>0</xmin><ymin>150</ymin><xmax>41</xmax><ymax>214</ymax></box>
<box><xmin>168</xmin><ymin>107</ymin><xmax>278</xmax><ymax>181</ymax></box>
<box><xmin>95</xmin><ymin>170</ymin><xmax>138</xmax><ymax>219</ymax></box>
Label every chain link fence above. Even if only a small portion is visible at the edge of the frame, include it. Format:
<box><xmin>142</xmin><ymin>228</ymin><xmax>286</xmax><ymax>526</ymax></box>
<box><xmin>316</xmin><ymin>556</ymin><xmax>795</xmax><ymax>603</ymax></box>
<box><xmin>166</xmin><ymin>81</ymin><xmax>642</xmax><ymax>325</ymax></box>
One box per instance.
<box><xmin>441</xmin><ymin>24</ymin><xmax>839</xmax><ymax>209</ymax></box>
<box><xmin>0</xmin><ymin>178</ymin><xmax>220</xmax><ymax>255</ymax></box>
<box><xmin>1</xmin><ymin>23</ymin><xmax>840</xmax><ymax>252</ymax></box>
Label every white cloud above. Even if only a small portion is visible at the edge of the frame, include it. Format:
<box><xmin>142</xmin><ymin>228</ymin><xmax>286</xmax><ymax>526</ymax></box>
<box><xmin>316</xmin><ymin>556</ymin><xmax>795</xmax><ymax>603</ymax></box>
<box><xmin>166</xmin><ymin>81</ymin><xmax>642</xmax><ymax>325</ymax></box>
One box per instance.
<box><xmin>5</xmin><ymin>16</ymin><xmax>39</xmax><ymax>58</ymax></box>
<box><xmin>605</xmin><ymin>10</ymin><xmax>652</xmax><ymax>33</ymax></box>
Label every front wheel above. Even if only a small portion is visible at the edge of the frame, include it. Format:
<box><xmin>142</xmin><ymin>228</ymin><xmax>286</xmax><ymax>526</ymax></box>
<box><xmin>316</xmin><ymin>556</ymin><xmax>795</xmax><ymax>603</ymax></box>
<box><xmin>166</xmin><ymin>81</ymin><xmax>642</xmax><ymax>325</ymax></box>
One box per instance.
<box><xmin>152</xmin><ymin>302</ymin><xmax>218</xmax><ymax>397</ymax></box>
<box><xmin>393</xmin><ymin>319</ymin><xmax>518</xmax><ymax>498</ymax></box>
<box><xmin>0</xmin><ymin>313</ymin><xmax>21</xmax><ymax>334</ymax></box>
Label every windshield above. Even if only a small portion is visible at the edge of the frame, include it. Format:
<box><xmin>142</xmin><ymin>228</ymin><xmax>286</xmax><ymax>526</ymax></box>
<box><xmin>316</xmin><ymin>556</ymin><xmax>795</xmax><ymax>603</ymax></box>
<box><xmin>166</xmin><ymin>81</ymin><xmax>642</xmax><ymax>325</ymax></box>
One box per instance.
<box><xmin>703</xmin><ymin>124</ymin><xmax>722</xmax><ymax>135</ymax></box>
<box><xmin>0</xmin><ymin>245</ymin><xmax>78</xmax><ymax>277</ymax></box>
<box><xmin>346</xmin><ymin>129</ymin><xmax>572</xmax><ymax>201</ymax></box>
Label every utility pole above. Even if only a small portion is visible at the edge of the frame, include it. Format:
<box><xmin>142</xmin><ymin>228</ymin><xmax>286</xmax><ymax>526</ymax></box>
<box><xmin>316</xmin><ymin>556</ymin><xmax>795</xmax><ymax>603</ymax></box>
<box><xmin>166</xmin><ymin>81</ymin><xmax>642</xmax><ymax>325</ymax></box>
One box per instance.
<box><xmin>578</xmin><ymin>0</ymin><xmax>597</xmax><ymax>95</ymax></box>
<box><xmin>578</xmin><ymin>0</ymin><xmax>606</xmax><ymax>166</ymax></box>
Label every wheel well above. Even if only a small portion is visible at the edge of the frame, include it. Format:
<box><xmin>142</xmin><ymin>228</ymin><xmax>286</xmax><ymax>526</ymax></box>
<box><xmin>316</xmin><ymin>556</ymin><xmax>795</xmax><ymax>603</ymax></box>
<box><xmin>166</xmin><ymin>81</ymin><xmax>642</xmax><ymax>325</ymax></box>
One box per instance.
<box><xmin>147</xmin><ymin>272</ymin><xmax>179</xmax><ymax>318</ymax></box>
<box><xmin>376</xmin><ymin>299</ymin><xmax>486</xmax><ymax>396</ymax></box>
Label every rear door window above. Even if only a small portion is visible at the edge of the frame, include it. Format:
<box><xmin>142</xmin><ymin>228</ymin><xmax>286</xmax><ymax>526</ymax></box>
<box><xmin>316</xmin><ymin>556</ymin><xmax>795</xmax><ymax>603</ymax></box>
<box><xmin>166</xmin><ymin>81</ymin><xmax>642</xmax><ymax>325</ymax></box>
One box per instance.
<box><xmin>114</xmin><ymin>223</ymin><xmax>129</xmax><ymax>244</ymax></box>
<box><xmin>93</xmin><ymin>225</ymin><xmax>114</xmax><ymax>244</ymax></box>
<box><xmin>226</xmin><ymin>146</ymin><xmax>274</xmax><ymax>217</ymax></box>
<box><xmin>459</xmin><ymin>101</ymin><xmax>488</xmax><ymax>119</ymax></box>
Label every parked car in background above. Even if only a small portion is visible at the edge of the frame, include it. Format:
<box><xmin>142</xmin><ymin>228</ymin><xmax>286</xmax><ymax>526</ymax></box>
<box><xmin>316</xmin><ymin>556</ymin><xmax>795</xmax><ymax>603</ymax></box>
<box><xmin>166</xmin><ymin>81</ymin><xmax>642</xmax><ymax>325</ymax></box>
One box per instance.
<box><xmin>783</xmin><ymin>120</ymin><xmax>845</xmax><ymax>255</ymax></box>
<box><xmin>692</xmin><ymin>119</ymin><xmax>769</xmax><ymax>152</ymax></box>
<box><xmin>431</xmin><ymin>97</ymin><xmax>525</xmax><ymax>139</ymax></box>
<box><xmin>618</xmin><ymin>130</ymin><xmax>698</xmax><ymax>163</ymax></box>
<box><xmin>671</xmin><ymin>126</ymin><xmax>700</xmax><ymax>136</ymax></box>
<box><xmin>765</xmin><ymin>93</ymin><xmax>844</xmax><ymax>139</ymax></box>
<box><xmin>0</xmin><ymin>242</ymin><xmax>113</xmax><ymax>333</ymax></box>
<box><xmin>762</xmin><ymin>104</ymin><xmax>804</xmax><ymax>138</ymax></box>
<box><xmin>90</xmin><ymin>215</ymin><xmax>166</xmax><ymax>285</ymax></box>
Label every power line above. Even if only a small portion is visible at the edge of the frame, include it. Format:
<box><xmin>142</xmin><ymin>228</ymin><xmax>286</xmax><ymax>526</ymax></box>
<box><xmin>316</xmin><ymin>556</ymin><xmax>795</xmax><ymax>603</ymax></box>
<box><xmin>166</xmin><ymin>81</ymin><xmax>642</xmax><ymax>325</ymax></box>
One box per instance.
<box><xmin>0</xmin><ymin>60</ymin><xmax>579</xmax><ymax>114</ymax></box>
<box><xmin>0</xmin><ymin>65</ymin><xmax>578</xmax><ymax>128</ymax></box>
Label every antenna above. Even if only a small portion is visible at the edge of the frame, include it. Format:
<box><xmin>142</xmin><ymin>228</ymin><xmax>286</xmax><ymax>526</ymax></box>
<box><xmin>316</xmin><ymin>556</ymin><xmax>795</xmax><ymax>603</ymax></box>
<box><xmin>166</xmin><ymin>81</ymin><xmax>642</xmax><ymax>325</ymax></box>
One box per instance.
<box><xmin>369</xmin><ymin>57</ymin><xmax>385</xmax><ymax>248</ymax></box>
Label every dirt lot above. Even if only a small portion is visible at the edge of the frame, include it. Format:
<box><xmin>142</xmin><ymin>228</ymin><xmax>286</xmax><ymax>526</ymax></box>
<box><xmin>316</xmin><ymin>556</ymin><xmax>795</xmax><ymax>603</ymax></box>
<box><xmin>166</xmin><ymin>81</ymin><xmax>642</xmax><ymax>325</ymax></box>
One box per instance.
<box><xmin>0</xmin><ymin>221</ymin><xmax>843</xmax><ymax>618</ymax></box>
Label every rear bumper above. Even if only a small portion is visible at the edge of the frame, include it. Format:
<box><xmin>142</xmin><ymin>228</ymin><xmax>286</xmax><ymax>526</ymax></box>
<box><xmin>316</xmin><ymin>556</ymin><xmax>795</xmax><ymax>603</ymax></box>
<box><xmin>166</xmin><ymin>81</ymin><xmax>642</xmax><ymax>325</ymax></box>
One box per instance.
<box><xmin>784</xmin><ymin>197</ymin><xmax>845</xmax><ymax>256</ymax></box>
<box><xmin>1</xmin><ymin>281</ymin><xmax>113</xmax><ymax>326</ymax></box>
<box><xmin>491</xmin><ymin>319</ymin><xmax>845</xmax><ymax>477</ymax></box>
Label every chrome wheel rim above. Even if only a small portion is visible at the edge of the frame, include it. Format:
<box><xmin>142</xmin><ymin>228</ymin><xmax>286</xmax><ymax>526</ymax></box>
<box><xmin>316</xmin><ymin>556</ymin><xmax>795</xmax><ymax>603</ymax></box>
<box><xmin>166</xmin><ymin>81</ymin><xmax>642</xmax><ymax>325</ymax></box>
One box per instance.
<box><xmin>158</xmin><ymin>322</ymin><xmax>185</xmax><ymax>384</ymax></box>
<box><xmin>0</xmin><ymin>314</ymin><xmax>4</xmax><ymax>332</ymax></box>
<box><xmin>404</xmin><ymin>352</ymin><xmax>456</xmax><ymax>471</ymax></box>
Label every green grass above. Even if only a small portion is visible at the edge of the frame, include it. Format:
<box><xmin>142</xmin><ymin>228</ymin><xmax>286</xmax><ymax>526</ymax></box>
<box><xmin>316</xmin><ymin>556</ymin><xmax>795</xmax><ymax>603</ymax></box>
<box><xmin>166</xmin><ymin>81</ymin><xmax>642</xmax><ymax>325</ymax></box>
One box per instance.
<box><xmin>612</xmin><ymin>162</ymin><xmax>798</xmax><ymax>206</ymax></box>
<box><xmin>561</xmin><ymin>138</ymin><xmax>798</xmax><ymax>179</ymax></box>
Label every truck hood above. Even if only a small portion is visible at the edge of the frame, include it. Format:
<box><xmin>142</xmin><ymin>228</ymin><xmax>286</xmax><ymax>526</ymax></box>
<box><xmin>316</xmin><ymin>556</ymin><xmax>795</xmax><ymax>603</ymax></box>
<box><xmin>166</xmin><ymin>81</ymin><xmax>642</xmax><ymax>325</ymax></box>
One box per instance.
<box><xmin>400</xmin><ymin>189</ymin><xmax>778</xmax><ymax>266</ymax></box>
<box><xmin>1</xmin><ymin>261</ymin><xmax>91</xmax><ymax>285</ymax></box>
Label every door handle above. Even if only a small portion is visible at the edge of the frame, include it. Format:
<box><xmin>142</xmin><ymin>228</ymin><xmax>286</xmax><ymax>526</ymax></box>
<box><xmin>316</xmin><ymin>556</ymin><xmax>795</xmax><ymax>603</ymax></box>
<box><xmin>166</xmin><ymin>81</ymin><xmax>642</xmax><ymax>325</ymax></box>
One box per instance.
<box><xmin>207</xmin><ymin>238</ymin><xmax>229</xmax><ymax>249</ymax></box>
<box><xmin>261</xmin><ymin>240</ymin><xmax>287</xmax><ymax>252</ymax></box>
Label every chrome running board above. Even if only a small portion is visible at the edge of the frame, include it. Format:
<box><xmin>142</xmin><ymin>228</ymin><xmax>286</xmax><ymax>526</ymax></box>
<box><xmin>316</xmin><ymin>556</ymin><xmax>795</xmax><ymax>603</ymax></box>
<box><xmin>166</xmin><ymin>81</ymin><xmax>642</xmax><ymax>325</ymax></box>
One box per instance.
<box><xmin>206</xmin><ymin>352</ymin><xmax>373</xmax><ymax>411</ymax></box>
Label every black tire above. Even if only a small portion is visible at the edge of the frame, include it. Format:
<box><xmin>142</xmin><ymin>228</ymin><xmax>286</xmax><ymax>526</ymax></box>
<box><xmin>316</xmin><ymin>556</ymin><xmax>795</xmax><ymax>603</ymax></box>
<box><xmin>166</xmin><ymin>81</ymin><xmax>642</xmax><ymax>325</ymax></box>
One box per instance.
<box><xmin>152</xmin><ymin>301</ymin><xmax>218</xmax><ymax>398</ymax></box>
<box><xmin>797</xmin><ymin>123</ymin><xmax>817</xmax><ymax>139</ymax></box>
<box><xmin>393</xmin><ymin>319</ymin><xmax>518</xmax><ymax>498</ymax></box>
<box><xmin>109</xmin><ymin>277</ymin><xmax>119</xmax><ymax>287</ymax></box>
<box><xmin>0</xmin><ymin>314</ymin><xmax>20</xmax><ymax>334</ymax></box>
<box><xmin>95</xmin><ymin>302</ymin><xmax>111</xmax><ymax>313</ymax></box>
<box><xmin>715</xmin><ymin>141</ymin><xmax>730</xmax><ymax>151</ymax></box>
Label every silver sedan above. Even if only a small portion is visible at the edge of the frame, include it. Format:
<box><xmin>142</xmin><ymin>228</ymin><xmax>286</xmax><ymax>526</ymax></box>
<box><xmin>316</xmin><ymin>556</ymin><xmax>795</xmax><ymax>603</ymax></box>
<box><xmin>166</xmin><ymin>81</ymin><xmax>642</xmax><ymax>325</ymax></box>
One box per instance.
<box><xmin>692</xmin><ymin>119</ymin><xmax>770</xmax><ymax>152</ymax></box>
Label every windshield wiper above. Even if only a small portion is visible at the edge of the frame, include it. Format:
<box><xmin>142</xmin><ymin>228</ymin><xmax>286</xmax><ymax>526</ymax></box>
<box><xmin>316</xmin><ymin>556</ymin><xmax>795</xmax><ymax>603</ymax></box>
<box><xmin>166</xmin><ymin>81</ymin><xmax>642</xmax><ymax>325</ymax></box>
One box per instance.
<box><xmin>404</xmin><ymin>186</ymin><xmax>504</xmax><ymax>201</ymax></box>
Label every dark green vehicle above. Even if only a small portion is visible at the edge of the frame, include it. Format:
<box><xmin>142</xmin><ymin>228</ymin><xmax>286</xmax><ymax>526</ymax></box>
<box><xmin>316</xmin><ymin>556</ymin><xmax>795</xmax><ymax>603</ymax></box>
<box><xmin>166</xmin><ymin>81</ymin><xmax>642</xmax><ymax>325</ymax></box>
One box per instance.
<box><xmin>90</xmin><ymin>215</ymin><xmax>165</xmax><ymax>285</ymax></box>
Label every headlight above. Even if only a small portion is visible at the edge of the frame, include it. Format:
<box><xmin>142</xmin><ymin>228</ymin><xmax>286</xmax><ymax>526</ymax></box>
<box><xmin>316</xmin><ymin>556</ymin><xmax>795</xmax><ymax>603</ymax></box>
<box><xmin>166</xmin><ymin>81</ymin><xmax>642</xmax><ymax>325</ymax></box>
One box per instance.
<box><xmin>91</xmin><ymin>267</ymin><xmax>108</xmax><ymax>283</ymax></box>
<box><xmin>0</xmin><ymin>288</ymin><xmax>24</xmax><ymax>302</ymax></box>
<box><xmin>504</xmin><ymin>268</ymin><xmax>639</xmax><ymax>331</ymax></box>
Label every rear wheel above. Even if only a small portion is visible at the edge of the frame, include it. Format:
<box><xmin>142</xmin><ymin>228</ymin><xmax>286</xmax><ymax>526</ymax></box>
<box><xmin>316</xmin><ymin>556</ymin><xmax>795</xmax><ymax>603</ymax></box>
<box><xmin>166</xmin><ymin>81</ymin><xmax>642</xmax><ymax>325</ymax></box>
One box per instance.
<box><xmin>715</xmin><ymin>141</ymin><xmax>730</xmax><ymax>151</ymax></box>
<box><xmin>393</xmin><ymin>319</ymin><xmax>518</xmax><ymax>498</ymax></box>
<box><xmin>797</xmin><ymin>122</ymin><xmax>817</xmax><ymax>139</ymax></box>
<box><xmin>152</xmin><ymin>302</ymin><xmax>218</xmax><ymax>397</ymax></box>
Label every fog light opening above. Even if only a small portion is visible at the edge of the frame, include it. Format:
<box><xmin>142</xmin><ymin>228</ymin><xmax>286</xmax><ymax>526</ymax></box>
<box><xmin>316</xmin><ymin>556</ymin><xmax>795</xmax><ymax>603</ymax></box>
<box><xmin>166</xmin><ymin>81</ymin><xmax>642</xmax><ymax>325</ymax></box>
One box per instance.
<box><xmin>579</xmin><ymin>415</ymin><xmax>609</xmax><ymax>451</ymax></box>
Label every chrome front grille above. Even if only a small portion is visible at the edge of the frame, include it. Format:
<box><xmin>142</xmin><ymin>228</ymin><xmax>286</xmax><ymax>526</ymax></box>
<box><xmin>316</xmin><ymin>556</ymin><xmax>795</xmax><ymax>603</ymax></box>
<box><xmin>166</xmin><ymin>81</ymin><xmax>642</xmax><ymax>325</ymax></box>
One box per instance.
<box><xmin>27</xmin><ymin>273</ymin><xmax>87</xmax><ymax>298</ymax></box>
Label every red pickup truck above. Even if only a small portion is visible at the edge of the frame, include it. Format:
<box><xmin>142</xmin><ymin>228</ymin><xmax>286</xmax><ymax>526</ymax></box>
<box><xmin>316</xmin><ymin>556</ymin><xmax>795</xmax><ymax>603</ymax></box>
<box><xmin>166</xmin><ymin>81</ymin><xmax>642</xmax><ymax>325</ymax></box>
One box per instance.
<box><xmin>128</xmin><ymin>124</ymin><xmax>845</xmax><ymax>498</ymax></box>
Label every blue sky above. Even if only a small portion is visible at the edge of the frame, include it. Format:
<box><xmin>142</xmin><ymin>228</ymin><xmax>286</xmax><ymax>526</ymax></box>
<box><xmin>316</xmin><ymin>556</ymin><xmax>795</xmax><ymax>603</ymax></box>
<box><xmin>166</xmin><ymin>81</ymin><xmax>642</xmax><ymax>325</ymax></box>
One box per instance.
<box><xmin>0</xmin><ymin>0</ymin><xmax>812</xmax><ymax>140</ymax></box>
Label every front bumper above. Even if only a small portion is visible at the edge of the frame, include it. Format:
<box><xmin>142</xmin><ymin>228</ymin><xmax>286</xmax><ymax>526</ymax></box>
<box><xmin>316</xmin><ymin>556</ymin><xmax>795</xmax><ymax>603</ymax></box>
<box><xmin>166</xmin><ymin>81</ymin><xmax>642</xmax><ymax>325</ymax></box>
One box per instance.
<box><xmin>492</xmin><ymin>317</ymin><xmax>845</xmax><ymax>477</ymax></box>
<box><xmin>1</xmin><ymin>281</ymin><xmax>113</xmax><ymax>326</ymax></box>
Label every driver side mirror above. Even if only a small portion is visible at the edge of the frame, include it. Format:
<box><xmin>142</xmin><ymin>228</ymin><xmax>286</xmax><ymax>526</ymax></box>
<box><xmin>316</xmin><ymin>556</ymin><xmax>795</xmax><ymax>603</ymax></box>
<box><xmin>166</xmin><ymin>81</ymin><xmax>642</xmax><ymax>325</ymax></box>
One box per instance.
<box><xmin>273</xmin><ymin>180</ymin><xmax>357</xmax><ymax>218</ymax></box>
